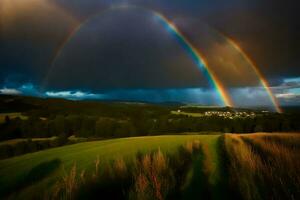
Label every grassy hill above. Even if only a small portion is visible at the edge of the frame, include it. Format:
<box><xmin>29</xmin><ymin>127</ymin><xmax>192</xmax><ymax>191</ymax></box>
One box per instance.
<box><xmin>0</xmin><ymin>133</ymin><xmax>299</xmax><ymax>199</ymax></box>
<box><xmin>0</xmin><ymin>135</ymin><xmax>220</xmax><ymax>199</ymax></box>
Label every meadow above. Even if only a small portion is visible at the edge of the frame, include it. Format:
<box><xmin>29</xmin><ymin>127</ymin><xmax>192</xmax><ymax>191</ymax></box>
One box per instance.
<box><xmin>171</xmin><ymin>110</ymin><xmax>204</xmax><ymax>117</ymax></box>
<box><xmin>0</xmin><ymin>133</ymin><xmax>299</xmax><ymax>199</ymax></box>
<box><xmin>0</xmin><ymin>112</ymin><xmax>27</xmax><ymax>123</ymax></box>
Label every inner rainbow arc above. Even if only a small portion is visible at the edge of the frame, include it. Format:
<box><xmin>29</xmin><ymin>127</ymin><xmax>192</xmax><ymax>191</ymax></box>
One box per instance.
<box><xmin>153</xmin><ymin>13</ymin><xmax>233</xmax><ymax>107</ymax></box>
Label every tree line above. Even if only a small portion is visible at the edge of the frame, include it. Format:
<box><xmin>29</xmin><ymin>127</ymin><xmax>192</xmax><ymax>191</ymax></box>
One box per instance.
<box><xmin>1</xmin><ymin>112</ymin><xmax>299</xmax><ymax>141</ymax></box>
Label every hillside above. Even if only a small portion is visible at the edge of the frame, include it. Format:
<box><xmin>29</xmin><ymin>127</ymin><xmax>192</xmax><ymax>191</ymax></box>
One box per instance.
<box><xmin>0</xmin><ymin>135</ymin><xmax>220</xmax><ymax>199</ymax></box>
<box><xmin>0</xmin><ymin>133</ymin><xmax>299</xmax><ymax>199</ymax></box>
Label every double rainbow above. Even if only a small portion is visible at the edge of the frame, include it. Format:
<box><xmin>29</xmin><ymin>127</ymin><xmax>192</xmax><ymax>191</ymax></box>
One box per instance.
<box><xmin>47</xmin><ymin>5</ymin><xmax>281</xmax><ymax>112</ymax></box>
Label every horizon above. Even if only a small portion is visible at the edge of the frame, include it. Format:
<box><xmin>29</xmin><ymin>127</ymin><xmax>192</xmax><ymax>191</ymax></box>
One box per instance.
<box><xmin>2</xmin><ymin>93</ymin><xmax>300</xmax><ymax>113</ymax></box>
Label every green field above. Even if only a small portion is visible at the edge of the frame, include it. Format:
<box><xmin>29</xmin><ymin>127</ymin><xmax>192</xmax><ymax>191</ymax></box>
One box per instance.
<box><xmin>1</xmin><ymin>133</ymin><xmax>299</xmax><ymax>199</ymax></box>
<box><xmin>180</xmin><ymin>105</ymin><xmax>222</xmax><ymax>108</ymax></box>
<box><xmin>0</xmin><ymin>112</ymin><xmax>27</xmax><ymax>123</ymax></box>
<box><xmin>0</xmin><ymin>135</ymin><xmax>220</xmax><ymax>198</ymax></box>
<box><xmin>171</xmin><ymin>110</ymin><xmax>204</xmax><ymax>117</ymax></box>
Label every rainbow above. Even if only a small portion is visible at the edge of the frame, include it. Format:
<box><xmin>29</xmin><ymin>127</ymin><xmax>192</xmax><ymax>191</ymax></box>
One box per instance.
<box><xmin>222</xmin><ymin>36</ymin><xmax>282</xmax><ymax>113</ymax></box>
<box><xmin>46</xmin><ymin>6</ymin><xmax>233</xmax><ymax>107</ymax></box>
<box><xmin>153</xmin><ymin>12</ymin><xmax>233</xmax><ymax>107</ymax></box>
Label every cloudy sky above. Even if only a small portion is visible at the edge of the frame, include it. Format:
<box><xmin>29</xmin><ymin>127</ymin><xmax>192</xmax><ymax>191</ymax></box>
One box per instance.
<box><xmin>0</xmin><ymin>0</ymin><xmax>299</xmax><ymax>109</ymax></box>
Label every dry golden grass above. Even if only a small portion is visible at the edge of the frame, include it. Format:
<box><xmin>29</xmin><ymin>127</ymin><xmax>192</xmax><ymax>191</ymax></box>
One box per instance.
<box><xmin>132</xmin><ymin>172</ymin><xmax>150</xmax><ymax>200</ymax></box>
<box><xmin>52</xmin><ymin>155</ymin><xmax>104</xmax><ymax>199</ymax></box>
<box><xmin>225</xmin><ymin>133</ymin><xmax>300</xmax><ymax>200</ymax></box>
<box><xmin>64</xmin><ymin>164</ymin><xmax>78</xmax><ymax>199</ymax></box>
<box><xmin>130</xmin><ymin>142</ymin><xmax>203</xmax><ymax>200</ymax></box>
<box><xmin>29</xmin><ymin>135</ymin><xmax>300</xmax><ymax>200</ymax></box>
<box><xmin>113</xmin><ymin>158</ymin><xmax>127</xmax><ymax>178</ymax></box>
<box><xmin>131</xmin><ymin>149</ymin><xmax>171</xmax><ymax>200</ymax></box>
<box><xmin>249</xmin><ymin>133</ymin><xmax>300</xmax><ymax>150</ymax></box>
<box><xmin>185</xmin><ymin>140</ymin><xmax>201</xmax><ymax>154</ymax></box>
<box><xmin>52</xmin><ymin>164</ymin><xmax>79</xmax><ymax>200</ymax></box>
<box><xmin>225</xmin><ymin>134</ymin><xmax>263</xmax><ymax>200</ymax></box>
<box><xmin>79</xmin><ymin>169</ymin><xmax>85</xmax><ymax>184</ymax></box>
<box><xmin>185</xmin><ymin>141</ymin><xmax>194</xmax><ymax>154</ymax></box>
<box><xmin>93</xmin><ymin>155</ymin><xmax>100</xmax><ymax>178</ymax></box>
<box><xmin>242</xmin><ymin>133</ymin><xmax>300</xmax><ymax>169</ymax></box>
<box><xmin>243</xmin><ymin>134</ymin><xmax>300</xmax><ymax>197</ymax></box>
<box><xmin>152</xmin><ymin>149</ymin><xmax>167</xmax><ymax>173</ymax></box>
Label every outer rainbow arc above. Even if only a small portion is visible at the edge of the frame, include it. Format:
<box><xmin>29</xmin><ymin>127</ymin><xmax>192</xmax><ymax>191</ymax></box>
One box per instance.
<box><xmin>222</xmin><ymin>36</ymin><xmax>282</xmax><ymax>113</ymax></box>
<box><xmin>44</xmin><ymin>7</ymin><xmax>116</xmax><ymax>88</ymax></box>
<box><xmin>48</xmin><ymin>5</ymin><xmax>140</xmax><ymax>71</ymax></box>
<box><xmin>48</xmin><ymin>24</ymin><xmax>81</xmax><ymax>71</ymax></box>
<box><xmin>45</xmin><ymin>5</ymin><xmax>234</xmax><ymax>107</ymax></box>
<box><xmin>42</xmin><ymin>25</ymin><xmax>80</xmax><ymax>89</ymax></box>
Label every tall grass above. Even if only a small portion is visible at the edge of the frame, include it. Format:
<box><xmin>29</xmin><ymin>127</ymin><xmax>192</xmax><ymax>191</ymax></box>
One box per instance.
<box><xmin>22</xmin><ymin>134</ymin><xmax>299</xmax><ymax>200</ymax></box>
<box><xmin>113</xmin><ymin>158</ymin><xmax>127</xmax><ymax>178</ymax></box>
<box><xmin>130</xmin><ymin>141</ymin><xmax>203</xmax><ymax>200</ymax></box>
<box><xmin>93</xmin><ymin>155</ymin><xmax>100</xmax><ymax>178</ymax></box>
<box><xmin>242</xmin><ymin>134</ymin><xmax>300</xmax><ymax>199</ymax></box>
<box><xmin>129</xmin><ymin>149</ymin><xmax>173</xmax><ymax>200</ymax></box>
<box><xmin>50</xmin><ymin>141</ymin><xmax>202</xmax><ymax>200</ymax></box>
<box><xmin>225</xmin><ymin>134</ymin><xmax>300</xmax><ymax>200</ymax></box>
<box><xmin>184</xmin><ymin>140</ymin><xmax>200</xmax><ymax>154</ymax></box>
<box><xmin>52</xmin><ymin>164</ymin><xmax>82</xmax><ymax>199</ymax></box>
<box><xmin>224</xmin><ymin>134</ymin><xmax>264</xmax><ymax>200</ymax></box>
<box><xmin>254</xmin><ymin>133</ymin><xmax>300</xmax><ymax>149</ymax></box>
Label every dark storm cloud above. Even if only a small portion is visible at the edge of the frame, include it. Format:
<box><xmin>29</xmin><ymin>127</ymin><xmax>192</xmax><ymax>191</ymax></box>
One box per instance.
<box><xmin>122</xmin><ymin>0</ymin><xmax>300</xmax><ymax>85</ymax></box>
<box><xmin>0</xmin><ymin>0</ymin><xmax>299</xmax><ymax>91</ymax></box>
<box><xmin>44</xmin><ymin>9</ymin><xmax>208</xmax><ymax>91</ymax></box>
<box><xmin>194</xmin><ymin>0</ymin><xmax>300</xmax><ymax>83</ymax></box>
<box><xmin>0</xmin><ymin>0</ymin><xmax>78</xmax><ymax>85</ymax></box>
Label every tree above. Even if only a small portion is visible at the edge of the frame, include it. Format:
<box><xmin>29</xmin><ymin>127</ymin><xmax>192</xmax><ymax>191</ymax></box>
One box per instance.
<box><xmin>4</xmin><ymin>115</ymin><xmax>10</xmax><ymax>124</ymax></box>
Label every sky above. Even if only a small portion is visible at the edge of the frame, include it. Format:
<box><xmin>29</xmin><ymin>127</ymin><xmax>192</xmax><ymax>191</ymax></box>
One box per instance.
<box><xmin>0</xmin><ymin>0</ymin><xmax>299</xmax><ymax>109</ymax></box>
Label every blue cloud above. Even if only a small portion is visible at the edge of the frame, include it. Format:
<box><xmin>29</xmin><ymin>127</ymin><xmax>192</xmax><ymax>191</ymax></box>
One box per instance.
<box><xmin>45</xmin><ymin>91</ymin><xmax>106</xmax><ymax>100</ymax></box>
<box><xmin>283</xmin><ymin>77</ymin><xmax>300</xmax><ymax>83</ymax></box>
<box><xmin>1</xmin><ymin>81</ymin><xmax>300</xmax><ymax>108</ymax></box>
<box><xmin>0</xmin><ymin>88</ymin><xmax>22</xmax><ymax>95</ymax></box>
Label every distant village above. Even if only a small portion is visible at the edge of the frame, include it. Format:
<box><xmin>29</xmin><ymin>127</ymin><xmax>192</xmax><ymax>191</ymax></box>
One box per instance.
<box><xmin>174</xmin><ymin>109</ymin><xmax>269</xmax><ymax>119</ymax></box>
<box><xmin>203</xmin><ymin>111</ymin><xmax>256</xmax><ymax>119</ymax></box>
